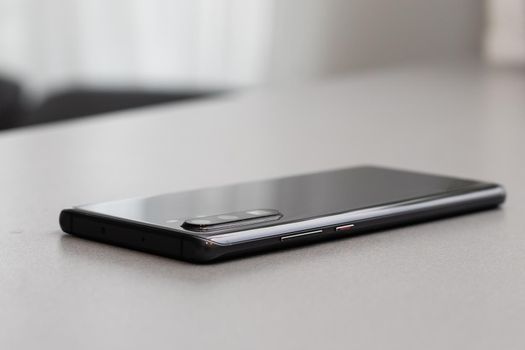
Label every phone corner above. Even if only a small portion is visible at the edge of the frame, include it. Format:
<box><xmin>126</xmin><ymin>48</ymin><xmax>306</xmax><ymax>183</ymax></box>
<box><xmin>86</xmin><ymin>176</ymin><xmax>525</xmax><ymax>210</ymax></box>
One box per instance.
<box><xmin>495</xmin><ymin>183</ymin><xmax>507</xmax><ymax>205</ymax></box>
<box><xmin>59</xmin><ymin>208</ymin><xmax>74</xmax><ymax>233</ymax></box>
<box><xmin>181</xmin><ymin>236</ymin><xmax>227</xmax><ymax>264</ymax></box>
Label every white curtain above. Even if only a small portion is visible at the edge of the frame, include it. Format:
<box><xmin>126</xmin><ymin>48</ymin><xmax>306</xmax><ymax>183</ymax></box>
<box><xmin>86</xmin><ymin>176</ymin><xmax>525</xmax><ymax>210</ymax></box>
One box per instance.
<box><xmin>0</xmin><ymin>0</ymin><xmax>274</xmax><ymax>98</ymax></box>
<box><xmin>485</xmin><ymin>0</ymin><xmax>525</xmax><ymax>65</ymax></box>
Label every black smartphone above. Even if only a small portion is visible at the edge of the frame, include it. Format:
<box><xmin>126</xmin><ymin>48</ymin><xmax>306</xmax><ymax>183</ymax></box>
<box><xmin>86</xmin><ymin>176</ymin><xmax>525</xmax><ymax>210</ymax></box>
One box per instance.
<box><xmin>60</xmin><ymin>166</ymin><xmax>505</xmax><ymax>263</ymax></box>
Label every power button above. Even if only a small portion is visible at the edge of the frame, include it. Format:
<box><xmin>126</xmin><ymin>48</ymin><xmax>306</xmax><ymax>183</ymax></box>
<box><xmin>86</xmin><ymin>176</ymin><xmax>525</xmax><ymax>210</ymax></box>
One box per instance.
<box><xmin>335</xmin><ymin>224</ymin><xmax>354</xmax><ymax>232</ymax></box>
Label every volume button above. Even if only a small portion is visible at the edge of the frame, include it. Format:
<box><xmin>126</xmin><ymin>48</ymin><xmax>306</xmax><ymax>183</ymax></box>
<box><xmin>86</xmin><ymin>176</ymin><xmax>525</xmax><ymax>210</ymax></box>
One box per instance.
<box><xmin>281</xmin><ymin>230</ymin><xmax>323</xmax><ymax>241</ymax></box>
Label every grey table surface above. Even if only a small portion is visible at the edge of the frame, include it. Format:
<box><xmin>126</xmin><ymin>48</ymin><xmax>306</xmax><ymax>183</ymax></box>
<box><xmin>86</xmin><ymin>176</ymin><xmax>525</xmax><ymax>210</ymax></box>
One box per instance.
<box><xmin>1</xmin><ymin>63</ymin><xmax>524</xmax><ymax>350</ymax></box>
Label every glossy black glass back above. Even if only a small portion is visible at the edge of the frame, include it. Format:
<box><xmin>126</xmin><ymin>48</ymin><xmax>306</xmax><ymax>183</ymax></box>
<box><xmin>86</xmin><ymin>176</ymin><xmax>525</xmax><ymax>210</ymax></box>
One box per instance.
<box><xmin>77</xmin><ymin>166</ymin><xmax>489</xmax><ymax>239</ymax></box>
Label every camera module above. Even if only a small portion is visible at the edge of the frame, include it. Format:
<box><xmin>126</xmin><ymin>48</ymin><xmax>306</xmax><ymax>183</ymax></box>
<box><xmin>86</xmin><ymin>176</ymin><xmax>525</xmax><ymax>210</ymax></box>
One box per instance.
<box><xmin>182</xmin><ymin>209</ymin><xmax>282</xmax><ymax>231</ymax></box>
<box><xmin>217</xmin><ymin>215</ymin><xmax>239</xmax><ymax>220</ymax></box>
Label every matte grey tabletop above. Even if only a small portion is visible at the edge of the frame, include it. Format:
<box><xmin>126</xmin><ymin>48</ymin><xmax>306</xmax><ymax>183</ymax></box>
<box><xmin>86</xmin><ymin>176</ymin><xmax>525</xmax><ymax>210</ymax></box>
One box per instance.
<box><xmin>1</xmin><ymin>63</ymin><xmax>524</xmax><ymax>350</ymax></box>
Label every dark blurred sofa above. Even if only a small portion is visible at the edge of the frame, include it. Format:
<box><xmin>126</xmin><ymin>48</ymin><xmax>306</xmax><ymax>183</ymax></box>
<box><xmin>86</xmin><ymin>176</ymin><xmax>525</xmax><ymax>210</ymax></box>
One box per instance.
<box><xmin>0</xmin><ymin>76</ymin><xmax>222</xmax><ymax>131</ymax></box>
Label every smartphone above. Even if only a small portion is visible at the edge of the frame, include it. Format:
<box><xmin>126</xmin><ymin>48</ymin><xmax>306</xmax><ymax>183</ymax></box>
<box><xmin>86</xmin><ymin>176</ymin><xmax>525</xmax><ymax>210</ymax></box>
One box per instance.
<box><xmin>59</xmin><ymin>166</ymin><xmax>505</xmax><ymax>263</ymax></box>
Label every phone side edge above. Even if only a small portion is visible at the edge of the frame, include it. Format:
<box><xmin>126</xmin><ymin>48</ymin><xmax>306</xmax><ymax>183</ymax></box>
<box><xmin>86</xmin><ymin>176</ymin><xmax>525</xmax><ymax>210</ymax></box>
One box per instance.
<box><xmin>207</xmin><ymin>183</ymin><xmax>506</xmax><ymax>247</ymax></box>
<box><xmin>59</xmin><ymin>208</ymin><xmax>223</xmax><ymax>263</ymax></box>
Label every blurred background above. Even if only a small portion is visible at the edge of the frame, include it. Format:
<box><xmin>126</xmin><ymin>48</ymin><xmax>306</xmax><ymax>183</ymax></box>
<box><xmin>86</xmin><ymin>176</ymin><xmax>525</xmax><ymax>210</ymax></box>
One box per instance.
<box><xmin>0</xmin><ymin>0</ymin><xmax>524</xmax><ymax>131</ymax></box>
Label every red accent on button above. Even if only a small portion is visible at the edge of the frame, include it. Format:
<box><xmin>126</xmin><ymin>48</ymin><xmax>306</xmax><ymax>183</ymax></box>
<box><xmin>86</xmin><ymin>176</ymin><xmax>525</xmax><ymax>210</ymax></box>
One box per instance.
<box><xmin>336</xmin><ymin>224</ymin><xmax>355</xmax><ymax>231</ymax></box>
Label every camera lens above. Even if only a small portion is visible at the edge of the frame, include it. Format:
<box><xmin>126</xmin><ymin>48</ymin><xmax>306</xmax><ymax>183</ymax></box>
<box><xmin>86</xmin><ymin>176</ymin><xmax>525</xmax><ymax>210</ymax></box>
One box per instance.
<box><xmin>246</xmin><ymin>209</ymin><xmax>273</xmax><ymax>216</ymax></box>
<box><xmin>187</xmin><ymin>219</ymin><xmax>212</xmax><ymax>225</ymax></box>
